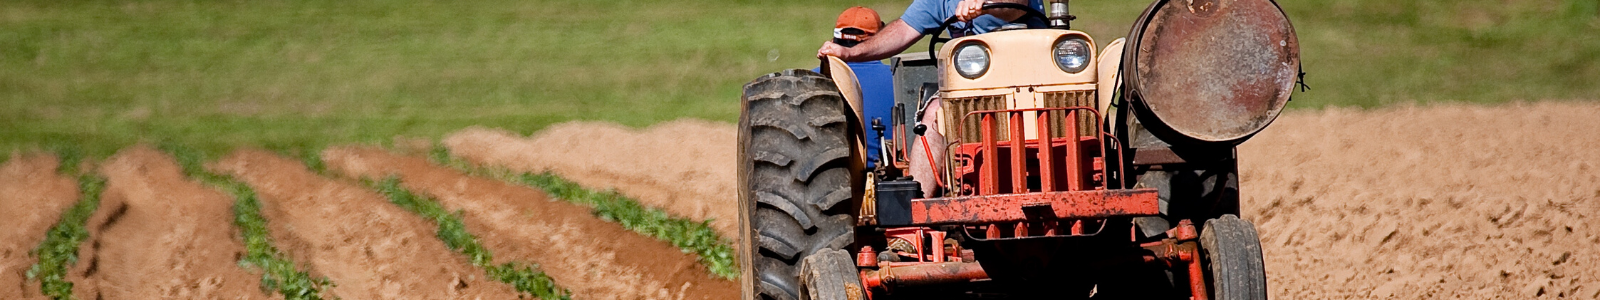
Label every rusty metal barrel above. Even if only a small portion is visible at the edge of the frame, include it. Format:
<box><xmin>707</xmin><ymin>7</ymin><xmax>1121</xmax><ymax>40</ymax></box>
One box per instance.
<box><xmin>1121</xmin><ymin>0</ymin><xmax>1300</xmax><ymax>145</ymax></box>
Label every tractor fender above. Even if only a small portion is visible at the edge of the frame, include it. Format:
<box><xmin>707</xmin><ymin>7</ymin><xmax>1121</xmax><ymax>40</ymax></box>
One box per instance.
<box><xmin>1097</xmin><ymin>38</ymin><xmax>1126</xmax><ymax>136</ymax></box>
<box><xmin>822</xmin><ymin>56</ymin><xmax>870</xmax><ymax>208</ymax></box>
<box><xmin>823</xmin><ymin>56</ymin><xmax>866</xmax><ymax>131</ymax></box>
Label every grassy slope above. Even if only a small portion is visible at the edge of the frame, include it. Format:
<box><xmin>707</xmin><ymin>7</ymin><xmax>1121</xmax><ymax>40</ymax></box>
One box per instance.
<box><xmin>1</xmin><ymin>0</ymin><xmax>1597</xmax><ymax>157</ymax></box>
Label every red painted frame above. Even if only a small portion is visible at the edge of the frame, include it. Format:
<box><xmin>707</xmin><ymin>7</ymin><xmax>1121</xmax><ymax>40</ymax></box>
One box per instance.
<box><xmin>909</xmin><ymin>189</ymin><xmax>1158</xmax><ymax>225</ymax></box>
<box><xmin>858</xmin><ymin>105</ymin><xmax>1209</xmax><ymax>299</ymax></box>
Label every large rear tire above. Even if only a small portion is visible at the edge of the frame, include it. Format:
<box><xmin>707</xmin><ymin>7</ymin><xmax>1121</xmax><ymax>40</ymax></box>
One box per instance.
<box><xmin>1199</xmin><ymin>214</ymin><xmax>1267</xmax><ymax>300</ymax></box>
<box><xmin>738</xmin><ymin>69</ymin><xmax>859</xmax><ymax>300</ymax></box>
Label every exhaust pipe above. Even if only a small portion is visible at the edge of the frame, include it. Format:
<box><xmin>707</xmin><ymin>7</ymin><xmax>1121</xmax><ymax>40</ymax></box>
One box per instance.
<box><xmin>861</xmin><ymin>262</ymin><xmax>989</xmax><ymax>294</ymax></box>
<box><xmin>1049</xmin><ymin>0</ymin><xmax>1074</xmax><ymax>29</ymax></box>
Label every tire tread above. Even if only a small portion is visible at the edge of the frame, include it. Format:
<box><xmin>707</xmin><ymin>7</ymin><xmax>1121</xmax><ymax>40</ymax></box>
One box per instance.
<box><xmin>738</xmin><ymin>69</ymin><xmax>858</xmax><ymax>300</ymax></box>
<box><xmin>1200</xmin><ymin>214</ymin><xmax>1268</xmax><ymax>300</ymax></box>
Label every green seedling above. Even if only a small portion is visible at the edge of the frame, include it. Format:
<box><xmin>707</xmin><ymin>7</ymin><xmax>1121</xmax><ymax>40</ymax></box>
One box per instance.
<box><xmin>371</xmin><ymin>178</ymin><xmax>570</xmax><ymax>300</ymax></box>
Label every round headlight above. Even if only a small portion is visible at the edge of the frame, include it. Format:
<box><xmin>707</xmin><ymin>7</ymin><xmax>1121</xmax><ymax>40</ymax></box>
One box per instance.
<box><xmin>954</xmin><ymin>43</ymin><xmax>990</xmax><ymax>79</ymax></box>
<box><xmin>1053</xmin><ymin>38</ymin><xmax>1091</xmax><ymax>73</ymax></box>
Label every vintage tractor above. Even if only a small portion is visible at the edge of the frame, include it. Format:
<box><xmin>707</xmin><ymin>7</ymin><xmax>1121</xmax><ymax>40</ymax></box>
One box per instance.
<box><xmin>737</xmin><ymin>0</ymin><xmax>1300</xmax><ymax>299</ymax></box>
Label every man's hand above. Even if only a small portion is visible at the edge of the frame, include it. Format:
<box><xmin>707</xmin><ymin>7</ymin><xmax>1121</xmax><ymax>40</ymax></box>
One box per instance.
<box><xmin>817</xmin><ymin>40</ymin><xmax>852</xmax><ymax>60</ymax></box>
<box><xmin>957</xmin><ymin>0</ymin><xmax>1030</xmax><ymax>22</ymax></box>
<box><xmin>955</xmin><ymin>0</ymin><xmax>987</xmax><ymax>21</ymax></box>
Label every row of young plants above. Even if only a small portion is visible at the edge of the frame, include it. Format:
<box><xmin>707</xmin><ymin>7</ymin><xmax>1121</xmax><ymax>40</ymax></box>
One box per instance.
<box><xmin>25</xmin><ymin>145</ymin><xmax>333</xmax><ymax>300</ymax></box>
<box><xmin>283</xmin><ymin>147</ymin><xmax>571</xmax><ymax>299</ymax></box>
<box><xmin>17</xmin><ymin>142</ymin><xmax>730</xmax><ymax>299</ymax></box>
<box><xmin>369</xmin><ymin>178</ymin><xmax>571</xmax><ymax>299</ymax></box>
<box><xmin>25</xmin><ymin>147</ymin><xmax>101</xmax><ymax>300</ymax></box>
<box><xmin>427</xmin><ymin>146</ymin><xmax>739</xmax><ymax>279</ymax></box>
<box><xmin>18</xmin><ymin>144</ymin><xmax>575</xmax><ymax>299</ymax></box>
<box><xmin>162</xmin><ymin>144</ymin><xmax>334</xmax><ymax>300</ymax></box>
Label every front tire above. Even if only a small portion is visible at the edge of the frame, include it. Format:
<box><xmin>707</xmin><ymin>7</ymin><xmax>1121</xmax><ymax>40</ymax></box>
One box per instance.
<box><xmin>738</xmin><ymin>69</ymin><xmax>859</xmax><ymax>300</ymax></box>
<box><xmin>798</xmin><ymin>249</ymin><xmax>866</xmax><ymax>300</ymax></box>
<box><xmin>1200</xmin><ymin>214</ymin><xmax>1267</xmax><ymax>300</ymax></box>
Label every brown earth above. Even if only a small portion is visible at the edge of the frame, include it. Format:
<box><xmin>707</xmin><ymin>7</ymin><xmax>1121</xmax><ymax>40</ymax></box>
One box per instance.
<box><xmin>0</xmin><ymin>154</ymin><xmax>79</xmax><ymax>300</ymax></box>
<box><xmin>455</xmin><ymin>102</ymin><xmax>1600</xmax><ymax>299</ymax></box>
<box><xmin>1240</xmin><ymin>102</ymin><xmax>1600</xmax><ymax>299</ymax></box>
<box><xmin>322</xmin><ymin>146</ymin><xmax>739</xmax><ymax>300</ymax></box>
<box><xmin>3</xmin><ymin>102</ymin><xmax>1594</xmax><ymax>299</ymax></box>
<box><xmin>443</xmin><ymin>119</ymin><xmax>740</xmax><ymax>238</ymax></box>
<box><xmin>213</xmin><ymin>149</ymin><xmax>519</xmax><ymax>299</ymax></box>
<box><xmin>69</xmin><ymin>146</ymin><xmax>273</xmax><ymax>299</ymax></box>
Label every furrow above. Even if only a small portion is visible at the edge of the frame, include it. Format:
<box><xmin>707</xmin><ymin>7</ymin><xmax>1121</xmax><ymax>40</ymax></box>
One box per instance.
<box><xmin>323</xmin><ymin>146</ymin><xmax>739</xmax><ymax>300</ymax></box>
<box><xmin>214</xmin><ymin>149</ymin><xmax>520</xmax><ymax>299</ymax></box>
<box><xmin>0</xmin><ymin>154</ymin><xmax>80</xmax><ymax>300</ymax></box>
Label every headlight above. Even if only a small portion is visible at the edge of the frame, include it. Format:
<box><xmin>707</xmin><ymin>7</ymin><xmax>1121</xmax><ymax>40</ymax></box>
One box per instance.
<box><xmin>1053</xmin><ymin>37</ymin><xmax>1090</xmax><ymax>73</ymax></box>
<box><xmin>954</xmin><ymin>43</ymin><xmax>989</xmax><ymax>79</ymax></box>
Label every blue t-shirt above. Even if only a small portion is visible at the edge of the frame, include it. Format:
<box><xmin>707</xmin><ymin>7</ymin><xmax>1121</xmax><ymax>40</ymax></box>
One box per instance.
<box><xmin>900</xmin><ymin>0</ymin><xmax>1046</xmax><ymax>37</ymax></box>
<box><xmin>814</xmin><ymin>61</ymin><xmax>895</xmax><ymax>169</ymax></box>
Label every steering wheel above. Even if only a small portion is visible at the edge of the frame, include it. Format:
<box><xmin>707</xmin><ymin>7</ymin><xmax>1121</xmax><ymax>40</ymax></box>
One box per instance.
<box><xmin>926</xmin><ymin>2</ymin><xmax>1050</xmax><ymax>59</ymax></box>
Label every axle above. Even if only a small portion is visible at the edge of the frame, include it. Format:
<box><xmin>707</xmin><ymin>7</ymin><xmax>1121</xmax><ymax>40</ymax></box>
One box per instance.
<box><xmin>860</xmin><ymin>261</ymin><xmax>988</xmax><ymax>294</ymax></box>
<box><xmin>858</xmin><ymin>220</ymin><xmax>1210</xmax><ymax>299</ymax></box>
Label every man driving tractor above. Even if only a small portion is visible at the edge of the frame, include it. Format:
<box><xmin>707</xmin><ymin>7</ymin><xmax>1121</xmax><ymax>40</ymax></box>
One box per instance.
<box><xmin>813</xmin><ymin>6</ymin><xmax>896</xmax><ymax>169</ymax></box>
<box><xmin>741</xmin><ymin>0</ymin><xmax>1299</xmax><ymax>298</ymax></box>
<box><xmin>818</xmin><ymin>0</ymin><xmax>1043</xmax><ymax>197</ymax></box>
<box><xmin>817</xmin><ymin>0</ymin><xmax>1042</xmax><ymax>62</ymax></box>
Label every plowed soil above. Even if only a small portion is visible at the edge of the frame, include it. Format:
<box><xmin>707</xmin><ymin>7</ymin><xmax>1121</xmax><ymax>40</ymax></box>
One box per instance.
<box><xmin>0</xmin><ymin>154</ymin><xmax>79</xmax><ymax>300</ymax></box>
<box><xmin>443</xmin><ymin>119</ymin><xmax>740</xmax><ymax>238</ymax></box>
<box><xmin>214</xmin><ymin>149</ymin><xmax>519</xmax><ymax>299</ymax></box>
<box><xmin>322</xmin><ymin>146</ymin><xmax>739</xmax><ymax>300</ymax></box>
<box><xmin>1241</xmin><ymin>102</ymin><xmax>1600</xmax><ymax>299</ymax></box>
<box><xmin>4</xmin><ymin>102</ymin><xmax>1596</xmax><ymax>299</ymax></box>
<box><xmin>71</xmin><ymin>146</ymin><xmax>271</xmax><ymax>299</ymax></box>
<box><xmin>446</xmin><ymin>102</ymin><xmax>1600</xmax><ymax>299</ymax></box>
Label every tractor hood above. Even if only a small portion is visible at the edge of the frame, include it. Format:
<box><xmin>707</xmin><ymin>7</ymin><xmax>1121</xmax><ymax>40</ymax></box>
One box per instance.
<box><xmin>936</xmin><ymin>29</ymin><xmax>1099</xmax><ymax>92</ymax></box>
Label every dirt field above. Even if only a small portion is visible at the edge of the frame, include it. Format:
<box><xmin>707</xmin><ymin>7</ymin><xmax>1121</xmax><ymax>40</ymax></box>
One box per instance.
<box><xmin>1241</xmin><ymin>102</ymin><xmax>1600</xmax><ymax>299</ymax></box>
<box><xmin>3</xmin><ymin>102</ymin><xmax>1596</xmax><ymax>299</ymax></box>
<box><xmin>214</xmin><ymin>149</ymin><xmax>519</xmax><ymax>299</ymax></box>
<box><xmin>0</xmin><ymin>154</ymin><xmax>79</xmax><ymax>300</ymax></box>
<box><xmin>74</xmin><ymin>146</ymin><xmax>272</xmax><ymax>299</ymax></box>
<box><xmin>446</xmin><ymin>102</ymin><xmax>1600</xmax><ymax>299</ymax></box>
<box><xmin>443</xmin><ymin>119</ymin><xmax>740</xmax><ymax>239</ymax></box>
<box><xmin>323</xmin><ymin>146</ymin><xmax>739</xmax><ymax>300</ymax></box>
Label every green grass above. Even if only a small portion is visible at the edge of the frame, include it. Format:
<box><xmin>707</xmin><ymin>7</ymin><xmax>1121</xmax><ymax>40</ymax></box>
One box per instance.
<box><xmin>161</xmin><ymin>144</ymin><xmax>333</xmax><ymax>300</ymax></box>
<box><xmin>370</xmin><ymin>177</ymin><xmax>570</xmax><ymax>300</ymax></box>
<box><xmin>25</xmin><ymin>172</ymin><xmax>103</xmax><ymax>300</ymax></box>
<box><xmin>1271</xmin><ymin>0</ymin><xmax>1600</xmax><ymax>107</ymax></box>
<box><xmin>0</xmin><ymin>0</ymin><xmax>894</xmax><ymax>158</ymax></box>
<box><xmin>428</xmin><ymin>146</ymin><xmax>738</xmax><ymax>280</ymax></box>
<box><xmin>2</xmin><ymin>0</ymin><xmax>1597</xmax><ymax>158</ymax></box>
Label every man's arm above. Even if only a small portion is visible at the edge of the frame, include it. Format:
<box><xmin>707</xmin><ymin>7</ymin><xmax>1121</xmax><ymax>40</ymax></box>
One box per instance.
<box><xmin>818</xmin><ymin>19</ymin><xmax>924</xmax><ymax>62</ymax></box>
<box><xmin>817</xmin><ymin>0</ymin><xmax>1035</xmax><ymax>62</ymax></box>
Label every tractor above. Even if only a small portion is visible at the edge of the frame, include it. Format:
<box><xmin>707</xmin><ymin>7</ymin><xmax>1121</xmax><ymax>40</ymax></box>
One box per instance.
<box><xmin>737</xmin><ymin>0</ymin><xmax>1300</xmax><ymax>299</ymax></box>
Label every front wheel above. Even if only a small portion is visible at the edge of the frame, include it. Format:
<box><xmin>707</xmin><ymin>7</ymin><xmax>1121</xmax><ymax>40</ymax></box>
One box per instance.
<box><xmin>1199</xmin><ymin>214</ymin><xmax>1267</xmax><ymax>300</ymax></box>
<box><xmin>798</xmin><ymin>249</ymin><xmax>866</xmax><ymax>300</ymax></box>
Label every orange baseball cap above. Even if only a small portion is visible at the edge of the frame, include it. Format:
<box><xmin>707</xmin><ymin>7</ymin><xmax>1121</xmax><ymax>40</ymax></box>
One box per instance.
<box><xmin>834</xmin><ymin>6</ymin><xmax>882</xmax><ymax>41</ymax></box>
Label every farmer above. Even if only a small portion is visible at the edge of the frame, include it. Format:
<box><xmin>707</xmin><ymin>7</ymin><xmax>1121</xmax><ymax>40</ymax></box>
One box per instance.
<box><xmin>813</xmin><ymin>6</ymin><xmax>896</xmax><ymax>169</ymax></box>
<box><xmin>816</xmin><ymin>0</ymin><xmax>1043</xmax><ymax>62</ymax></box>
<box><xmin>818</xmin><ymin>0</ymin><xmax>1043</xmax><ymax>197</ymax></box>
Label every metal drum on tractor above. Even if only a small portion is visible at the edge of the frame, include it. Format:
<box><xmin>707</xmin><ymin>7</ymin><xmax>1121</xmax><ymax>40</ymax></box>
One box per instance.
<box><xmin>737</xmin><ymin>0</ymin><xmax>1302</xmax><ymax>299</ymax></box>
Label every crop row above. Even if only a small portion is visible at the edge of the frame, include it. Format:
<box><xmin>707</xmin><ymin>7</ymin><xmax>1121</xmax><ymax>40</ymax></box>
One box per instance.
<box><xmin>18</xmin><ymin>144</ymin><xmax>732</xmax><ymax>299</ymax></box>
